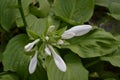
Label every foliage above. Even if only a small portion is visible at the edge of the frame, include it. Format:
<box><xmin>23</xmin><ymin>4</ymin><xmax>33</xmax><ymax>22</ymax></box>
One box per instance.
<box><xmin>0</xmin><ymin>0</ymin><xmax>120</xmax><ymax>80</ymax></box>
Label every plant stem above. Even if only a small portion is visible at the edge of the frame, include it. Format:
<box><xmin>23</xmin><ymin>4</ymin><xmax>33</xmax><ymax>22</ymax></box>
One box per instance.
<box><xmin>18</xmin><ymin>0</ymin><xmax>27</xmax><ymax>27</ymax></box>
<box><xmin>85</xmin><ymin>59</ymin><xmax>100</xmax><ymax>68</ymax></box>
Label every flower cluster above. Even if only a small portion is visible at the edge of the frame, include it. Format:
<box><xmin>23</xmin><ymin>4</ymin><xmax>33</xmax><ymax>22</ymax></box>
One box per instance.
<box><xmin>24</xmin><ymin>25</ymin><xmax>92</xmax><ymax>74</ymax></box>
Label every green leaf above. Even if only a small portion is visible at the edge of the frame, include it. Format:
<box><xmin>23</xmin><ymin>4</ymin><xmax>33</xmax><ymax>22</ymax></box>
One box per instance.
<box><xmin>0</xmin><ymin>0</ymin><xmax>17</xmax><ymax>31</ymax></box>
<box><xmin>29</xmin><ymin>0</ymin><xmax>50</xmax><ymax>17</ymax></box>
<box><xmin>46</xmin><ymin>53</ymin><xmax>88</xmax><ymax>80</ymax></box>
<box><xmin>0</xmin><ymin>0</ymin><xmax>32</xmax><ymax>31</ymax></box>
<box><xmin>2</xmin><ymin>34</ymin><xmax>48</xmax><ymax>80</ymax></box>
<box><xmin>108</xmin><ymin>2</ymin><xmax>120</xmax><ymax>20</ymax></box>
<box><xmin>100</xmin><ymin>47</ymin><xmax>120</xmax><ymax>67</ymax></box>
<box><xmin>62</xmin><ymin>28</ymin><xmax>120</xmax><ymax>58</ymax></box>
<box><xmin>0</xmin><ymin>73</ymin><xmax>19</xmax><ymax>80</ymax></box>
<box><xmin>16</xmin><ymin>14</ymin><xmax>60</xmax><ymax>39</ymax></box>
<box><xmin>54</xmin><ymin>0</ymin><xmax>94</xmax><ymax>25</ymax></box>
<box><xmin>27</xmin><ymin>17</ymin><xmax>48</xmax><ymax>39</ymax></box>
<box><xmin>95</xmin><ymin>0</ymin><xmax>120</xmax><ymax>20</ymax></box>
<box><xmin>95</xmin><ymin>0</ymin><xmax>120</xmax><ymax>7</ymax></box>
<box><xmin>2</xmin><ymin>34</ymin><xmax>30</xmax><ymax>77</ymax></box>
<box><xmin>95</xmin><ymin>0</ymin><xmax>110</xmax><ymax>7</ymax></box>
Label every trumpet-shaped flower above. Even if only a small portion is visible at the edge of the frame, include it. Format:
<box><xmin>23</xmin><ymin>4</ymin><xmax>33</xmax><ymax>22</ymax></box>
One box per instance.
<box><xmin>61</xmin><ymin>25</ymin><xmax>92</xmax><ymax>39</ymax></box>
<box><xmin>47</xmin><ymin>45</ymin><xmax>67</xmax><ymax>72</ymax></box>
<box><xmin>25</xmin><ymin>25</ymin><xmax>92</xmax><ymax>74</ymax></box>
<box><xmin>29</xmin><ymin>50</ymin><xmax>38</xmax><ymax>74</ymax></box>
<box><xmin>24</xmin><ymin>39</ymin><xmax>40</xmax><ymax>52</ymax></box>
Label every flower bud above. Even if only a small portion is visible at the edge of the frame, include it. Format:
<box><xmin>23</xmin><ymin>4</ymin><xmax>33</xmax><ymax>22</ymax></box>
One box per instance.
<box><xmin>24</xmin><ymin>39</ymin><xmax>40</xmax><ymax>52</ymax></box>
<box><xmin>29</xmin><ymin>50</ymin><xmax>38</xmax><ymax>74</ymax></box>
<box><xmin>61</xmin><ymin>25</ymin><xmax>92</xmax><ymax>39</ymax></box>
<box><xmin>45</xmin><ymin>45</ymin><xmax>51</xmax><ymax>56</ymax></box>
<box><xmin>48</xmin><ymin>45</ymin><xmax>67</xmax><ymax>72</ymax></box>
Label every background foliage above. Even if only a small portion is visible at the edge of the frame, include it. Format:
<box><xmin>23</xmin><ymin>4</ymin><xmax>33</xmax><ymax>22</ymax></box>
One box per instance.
<box><xmin>0</xmin><ymin>0</ymin><xmax>120</xmax><ymax>80</ymax></box>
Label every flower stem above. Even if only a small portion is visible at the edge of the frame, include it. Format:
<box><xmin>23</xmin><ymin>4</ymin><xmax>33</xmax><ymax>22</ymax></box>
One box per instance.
<box><xmin>18</xmin><ymin>0</ymin><xmax>27</xmax><ymax>27</ymax></box>
<box><xmin>85</xmin><ymin>59</ymin><xmax>100</xmax><ymax>68</ymax></box>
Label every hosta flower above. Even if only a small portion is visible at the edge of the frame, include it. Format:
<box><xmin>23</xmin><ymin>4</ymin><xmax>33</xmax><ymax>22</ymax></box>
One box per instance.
<box><xmin>29</xmin><ymin>50</ymin><xmax>38</xmax><ymax>74</ymax></box>
<box><xmin>24</xmin><ymin>39</ymin><xmax>40</xmax><ymax>52</ymax></box>
<box><xmin>44</xmin><ymin>35</ymin><xmax>67</xmax><ymax>72</ymax></box>
<box><xmin>24</xmin><ymin>24</ymin><xmax>92</xmax><ymax>74</ymax></box>
<box><xmin>24</xmin><ymin>39</ymin><xmax>40</xmax><ymax>74</ymax></box>
<box><xmin>45</xmin><ymin>45</ymin><xmax>51</xmax><ymax>56</ymax></box>
<box><xmin>45</xmin><ymin>44</ymin><xmax>67</xmax><ymax>72</ymax></box>
<box><xmin>61</xmin><ymin>25</ymin><xmax>92</xmax><ymax>39</ymax></box>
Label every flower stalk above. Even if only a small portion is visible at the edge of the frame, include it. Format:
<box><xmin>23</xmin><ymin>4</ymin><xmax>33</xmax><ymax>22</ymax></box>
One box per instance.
<box><xmin>18</xmin><ymin>0</ymin><xmax>27</xmax><ymax>27</ymax></box>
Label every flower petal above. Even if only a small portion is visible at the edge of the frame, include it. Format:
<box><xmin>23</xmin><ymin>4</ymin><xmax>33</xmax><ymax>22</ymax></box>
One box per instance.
<box><xmin>45</xmin><ymin>36</ymin><xmax>49</xmax><ymax>41</ymax></box>
<box><xmin>48</xmin><ymin>45</ymin><xmax>67</xmax><ymax>72</ymax></box>
<box><xmin>48</xmin><ymin>25</ymin><xmax>55</xmax><ymax>32</ymax></box>
<box><xmin>57</xmin><ymin>39</ymin><xmax>64</xmax><ymax>45</ymax></box>
<box><xmin>24</xmin><ymin>39</ymin><xmax>40</xmax><ymax>52</ymax></box>
<box><xmin>45</xmin><ymin>45</ymin><xmax>51</xmax><ymax>56</ymax></box>
<box><xmin>29</xmin><ymin>51</ymin><xmax>38</xmax><ymax>74</ymax></box>
<box><xmin>32</xmin><ymin>39</ymin><xmax>40</xmax><ymax>44</ymax></box>
<box><xmin>64</xmin><ymin>25</ymin><xmax>92</xmax><ymax>37</ymax></box>
<box><xmin>61</xmin><ymin>31</ymin><xmax>76</xmax><ymax>39</ymax></box>
<box><xmin>24</xmin><ymin>42</ymin><xmax>35</xmax><ymax>52</ymax></box>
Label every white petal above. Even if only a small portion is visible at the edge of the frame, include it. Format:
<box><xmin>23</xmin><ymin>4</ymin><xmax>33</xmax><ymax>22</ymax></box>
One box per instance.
<box><xmin>24</xmin><ymin>43</ymin><xmax>35</xmax><ymax>52</ymax></box>
<box><xmin>48</xmin><ymin>45</ymin><xmax>67</xmax><ymax>72</ymax></box>
<box><xmin>45</xmin><ymin>36</ymin><xmax>49</xmax><ymax>41</ymax></box>
<box><xmin>45</xmin><ymin>45</ymin><xmax>51</xmax><ymax>56</ymax></box>
<box><xmin>64</xmin><ymin>25</ymin><xmax>92</xmax><ymax>36</ymax></box>
<box><xmin>57</xmin><ymin>39</ymin><xmax>64</xmax><ymax>45</ymax></box>
<box><xmin>32</xmin><ymin>39</ymin><xmax>40</xmax><ymax>44</ymax></box>
<box><xmin>24</xmin><ymin>39</ymin><xmax>40</xmax><ymax>52</ymax></box>
<box><xmin>29</xmin><ymin>51</ymin><xmax>38</xmax><ymax>74</ymax></box>
<box><xmin>48</xmin><ymin>25</ymin><xmax>55</xmax><ymax>32</ymax></box>
<box><xmin>61</xmin><ymin>31</ymin><xmax>76</xmax><ymax>39</ymax></box>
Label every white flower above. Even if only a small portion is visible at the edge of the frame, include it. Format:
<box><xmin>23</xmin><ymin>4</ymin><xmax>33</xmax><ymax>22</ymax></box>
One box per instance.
<box><xmin>57</xmin><ymin>39</ymin><xmax>64</xmax><ymax>45</ymax></box>
<box><xmin>48</xmin><ymin>25</ymin><xmax>55</xmax><ymax>32</ymax></box>
<box><xmin>24</xmin><ymin>39</ymin><xmax>40</xmax><ymax>52</ymax></box>
<box><xmin>61</xmin><ymin>25</ymin><xmax>92</xmax><ymax>39</ymax></box>
<box><xmin>45</xmin><ymin>45</ymin><xmax>51</xmax><ymax>56</ymax></box>
<box><xmin>44</xmin><ymin>35</ymin><xmax>67</xmax><ymax>72</ymax></box>
<box><xmin>29</xmin><ymin>50</ymin><xmax>38</xmax><ymax>74</ymax></box>
<box><xmin>47</xmin><ymin>45</ymin><xmax>67</xmax><ymax>72</ymax></box>
<box><xmin>45</xmin><ymin>36</ymin><xmax>49</xmax><ymax>41</ymax></box>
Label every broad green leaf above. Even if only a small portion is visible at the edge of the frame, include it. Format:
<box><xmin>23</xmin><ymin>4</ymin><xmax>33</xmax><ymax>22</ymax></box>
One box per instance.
<box><xmin>18</xmin><ymin>14</ymin><xmax>48</xmax><ymax>39</ymax></box>
<box><xmin>17</xmin><ymin>14</ymin><xmax>60</xmax><ymax>39</ymax></box>
<box><xmin>108</xmin><ymin>2</ymin><xmax>120</xmax><ymax>20</ymax></box>
<box><xmin>95</xmin><ymin>0</ymin><xmax>110</xmax><ymax>7</ymax></box>
<box><xmin>54</xmin><ymin>0</ymin><xmax>94</xmax><ymax>25</ymax></box>
<box><xmin>2</xmin><ymin>34</ymin><xmax>47</xmax><ymax>80</ymax></box>
<box><xmin>95</xmin><ymin>0</ymin><xmax>120</xmax><ymax>20</ymax></box>
<box><xmin>2</xmin><ymin>34</ymin><xmax>30</xmax><ymax>77</ymax></box>
<box><xmin>27</xmin><ymin>17</ymin><xmax>48</xmax><ymax>39</ymax></box>
<box><xmin>0</xmin><ymin>73</ymin><xmax>19</xmax><ymax>80</ymax></box>
<box><xmin>95</xmin><ymin>0</ymin><xmax>120</xmax><ymax>7</ymax></box>
<box><xmin>0</xmin><ymin>0</ymin><xmax>31</xmax><ymax>31</ymax></box>
<box><xmin>29</xmin><ymin>0</ymin><xmax>50</xmax><ymax>17</ymax></box>
<box><xmin>100</xmin><ymin>47</ymin><xmax>120</xmax><ymax>67</ymax></box>
<box><xmin>0</xmin><ymin>0</ymin><xmax>17</xmax><ymax>31</ymax></box>
<box><xmin>62</xmin><ymin>28</ymin><xmax>120</xmax><ymax>58</ymax></box>
<box><xmin>46</xmin><ymin>53</ymin><xmax>88</xmax><ymax>80</ymax></box>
